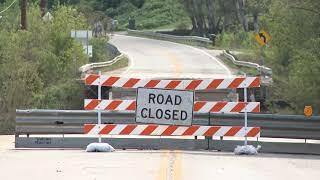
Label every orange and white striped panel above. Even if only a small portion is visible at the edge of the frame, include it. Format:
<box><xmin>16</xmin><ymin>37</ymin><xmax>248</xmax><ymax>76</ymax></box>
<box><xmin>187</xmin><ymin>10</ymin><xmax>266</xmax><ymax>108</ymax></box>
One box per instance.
<box><xmin>84</xmin><ymin>99</ymin><xmax>260</xmax><ymax>113</ymax></box>
<box><xmin>84</xmin><ymin>124</ymin><xmax>261</xmax><ymax>137</ymax></box>
<box><xmin>84</xmin><ymin>74</ymin><xmax>260</xmax><ymax>90</ymax></box>
<box><xmin>193</xmin><ymin>101</ymin><xmax>260</xmax><ymax>113</ymax></box>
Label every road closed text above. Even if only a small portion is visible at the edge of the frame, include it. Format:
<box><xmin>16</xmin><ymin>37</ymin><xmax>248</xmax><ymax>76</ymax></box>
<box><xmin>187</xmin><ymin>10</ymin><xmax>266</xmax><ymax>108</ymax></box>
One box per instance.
<box><xmin>136</xmin><ymin>88</ymin><xmax>194</xmax><ymax>126</ymax></box>
<box><xmin>140</xmin><ymin>93</ymin><xmax>188</xmax><ymax>120</ymax></box>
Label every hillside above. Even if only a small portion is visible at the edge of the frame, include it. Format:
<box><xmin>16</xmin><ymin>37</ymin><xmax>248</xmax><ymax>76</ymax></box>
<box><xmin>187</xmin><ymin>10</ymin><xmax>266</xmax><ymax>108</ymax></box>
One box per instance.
<box><xmin>74</xmin><ymin>0</ymin><xmax>190</xmax><ymax>30</ymax></box>
<box><xmin>114</xmin><ymin>0</ymin><xmax>190</xmax><ymax>30</ymax></box>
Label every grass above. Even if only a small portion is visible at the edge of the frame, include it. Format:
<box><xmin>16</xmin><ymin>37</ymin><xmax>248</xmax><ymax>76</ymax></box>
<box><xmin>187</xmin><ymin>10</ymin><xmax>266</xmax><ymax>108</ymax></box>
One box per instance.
<box><xmin>233</xmin><ymin>52</ymin><xmax>261</xmax><ymax>64</ymax></box>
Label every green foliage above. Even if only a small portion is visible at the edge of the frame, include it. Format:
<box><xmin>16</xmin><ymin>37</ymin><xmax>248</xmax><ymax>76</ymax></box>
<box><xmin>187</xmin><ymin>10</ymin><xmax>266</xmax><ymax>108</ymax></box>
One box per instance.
<box><xmin>215</xmin><ymin>30</ymin><xmax>256</xmax><ymax>49</ymax></box>
<box><xmin>236</xmin><ymin>53</ymin><xmax>260</xmax><ymax>64</ymax></box>
<box><xmin>204</xmin><ymin>0</ymin><xmax>320</xmax><ymax>114</ymax></box>
<box><xmin>267</xmin><ymin>0</ymin><xmax>320</xmax><ymax>114</ymax></box>
<box><xmin>72</xmin><ymin>0</ymin><xmax>189</xmax><ymax>30</ymax></box>
<box><xmin>111</xmin><ymin>0</ymin><xmax>189</xmax><ymax>30</ymax></box>
<box><xmin>34</xmin><ymin>79</ymin><xmax>85</xmax><ymax>109</ymax></box>
<box><xmin>0</xmin><ymin>4</ymin><xmax>89</xmax><ymax>133</ymax></box>
<box><xmin>246</xmin><ymin>0</ymin><xmax>271</xmax><ymax>14</ymax></box>
<box><xmin>90</xmin><ymin>37</ymin><xmax>113</xmax><ymax>63</ymax></box>
<box><xmin>175</xmin><ymin>22</ymin><xmax>189</xmax><ymax>31</ymax></box>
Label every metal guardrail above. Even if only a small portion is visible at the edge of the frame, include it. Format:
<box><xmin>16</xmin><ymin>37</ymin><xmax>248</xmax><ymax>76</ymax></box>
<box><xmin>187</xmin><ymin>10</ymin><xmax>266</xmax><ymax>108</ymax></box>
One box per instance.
<box><xmin>15</xmin><ymin>110</ymin><xmax>208</xmax><ymax>135</ymax></box>
<box><xmin>15</xmin><ymin>109</ymin><xmax>320</xmax><ymax>154</ymax></box>
<box><xmin>79</xmin><ymin>54</ymin><xmax>125</xmax><ymax>73</ymax></box>
<box><xmin>223</xmin><ymin>50</ymin><xmax>272</xmax><ymax>76</ymax></box>
<box><xmin>209</xmin><ymin>113</ymin><xmax>320</xmax><ymax>139</ymax></box>
<box><xmin>127</xmin><ymin>29</ymin><xmax>212</xmax><ymax>47</ymax></box>
<box><xmin>16</xmin><ymin>109</ymin><xmax>320</xmax><ymax>138</ymax></box>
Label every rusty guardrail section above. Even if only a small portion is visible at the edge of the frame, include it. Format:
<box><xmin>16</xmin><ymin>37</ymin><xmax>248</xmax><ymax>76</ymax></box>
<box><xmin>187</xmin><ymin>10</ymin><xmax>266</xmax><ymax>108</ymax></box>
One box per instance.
<box><xmin>15</xmin><ymin>109</ymin><xmax>320</xmax><ymax>154</ymax></box>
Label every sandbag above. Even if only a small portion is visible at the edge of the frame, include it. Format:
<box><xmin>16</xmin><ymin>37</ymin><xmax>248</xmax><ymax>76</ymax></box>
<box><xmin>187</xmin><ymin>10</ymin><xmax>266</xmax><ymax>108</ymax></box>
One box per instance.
<box><xmin>86</xmin><ymin>142</ymin><xmax>115</xmax><ymax>152</ymax></box>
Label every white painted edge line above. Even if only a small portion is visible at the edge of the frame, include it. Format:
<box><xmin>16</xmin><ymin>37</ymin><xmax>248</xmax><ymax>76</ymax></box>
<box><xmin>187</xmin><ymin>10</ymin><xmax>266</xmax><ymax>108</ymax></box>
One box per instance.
<box><xmin>187</xmin><ymin>46</ymin><xmax>232</xmax><ymax>76</ymax></box>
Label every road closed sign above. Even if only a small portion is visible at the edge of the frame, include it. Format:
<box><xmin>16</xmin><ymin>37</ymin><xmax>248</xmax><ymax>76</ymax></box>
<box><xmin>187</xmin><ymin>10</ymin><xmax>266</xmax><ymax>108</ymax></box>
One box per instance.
<box><xmin>136</xmin><ymin>88</ymin><xmax>194</xmax><ymax>126</ymax></box>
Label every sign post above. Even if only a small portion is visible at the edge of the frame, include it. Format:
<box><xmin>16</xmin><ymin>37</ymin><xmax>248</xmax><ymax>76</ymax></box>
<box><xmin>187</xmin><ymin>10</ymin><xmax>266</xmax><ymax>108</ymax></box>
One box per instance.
<box><xmin>244</xmin><ymin>74</ymin><xmax>248</xmax><ymax>145</ymax></box>
<box><xmin>255</xmin><ymin>30</ymin><xmax>271</xmax><ymax>104</ymax></box>
<box><xmin>136</xmin><ymin>88</ymin><xmax>194</xmax><ymax>126</ymax></box>
<box><xmin>255</xmin><ymin>29</ymin><xmax>271</xmax><ymax>69</ymax></box>
<box><xmin>97</xmin><ymin>71</ymin><xmax>102</xmax><ymax>143</ymax></box>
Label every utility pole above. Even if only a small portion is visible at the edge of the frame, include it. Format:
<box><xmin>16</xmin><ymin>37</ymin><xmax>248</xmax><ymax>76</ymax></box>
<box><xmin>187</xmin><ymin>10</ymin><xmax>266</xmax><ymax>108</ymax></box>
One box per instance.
<box><xmin>40</xmin><ymin>0</ymin><xmax>46</xmax><ymax>17</ymax></box>
<box><xmin>20</xmin><ymin>0</ymin><xmax>27</xmax><ymax>30</ymax></box>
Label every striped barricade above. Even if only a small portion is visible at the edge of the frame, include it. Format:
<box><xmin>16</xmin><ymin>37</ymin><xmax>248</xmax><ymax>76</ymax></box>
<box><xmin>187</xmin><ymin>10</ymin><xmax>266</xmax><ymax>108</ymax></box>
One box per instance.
<box><xmin>84</xmin><ymin>124</ymin><xmax>260</xmax><ymax>137</ymax></box>
<box><xmin>83</xmin><ymin>74</ymin><xmax>261</xmax><ymax>148</ymax></box>
<box><xmin>84</xmin><ymin>74</ymin><xmax>260</xmax><ymax>90</ymax></box>
<box><xmin>84</xmin><ymin>99</ymin><xmax>260</xmax><ymax>113</ymax></box>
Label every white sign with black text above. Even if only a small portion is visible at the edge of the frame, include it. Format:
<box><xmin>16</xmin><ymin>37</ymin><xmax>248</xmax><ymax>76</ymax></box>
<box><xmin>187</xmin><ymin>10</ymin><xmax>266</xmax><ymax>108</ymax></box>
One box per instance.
<box><xmin>136</xmin><ymin>88</ymin><xmax>194</xmax><ymax>126</ymax></box>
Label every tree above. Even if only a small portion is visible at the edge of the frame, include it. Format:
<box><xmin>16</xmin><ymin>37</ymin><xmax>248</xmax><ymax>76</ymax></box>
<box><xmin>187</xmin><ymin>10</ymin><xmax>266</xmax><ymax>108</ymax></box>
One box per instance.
<box><xmin>246</xmin><ymin>0</ymin><xmax>271</xmax><ymax>31</ymax></box>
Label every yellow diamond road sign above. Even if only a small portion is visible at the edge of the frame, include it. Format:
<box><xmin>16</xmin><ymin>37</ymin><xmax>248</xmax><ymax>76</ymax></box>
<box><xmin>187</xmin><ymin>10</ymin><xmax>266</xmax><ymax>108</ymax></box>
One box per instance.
<box><xmin>255</xmin><ymin>30</ymin><xmax>271</xmax><ymax>46</ymax></box>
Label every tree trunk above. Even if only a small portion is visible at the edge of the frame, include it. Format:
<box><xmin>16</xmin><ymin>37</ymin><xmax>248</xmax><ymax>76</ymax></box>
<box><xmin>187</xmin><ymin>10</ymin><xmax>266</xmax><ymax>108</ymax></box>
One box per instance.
<box><xmin>192</xmin><ymin>0</ymin><xmax>205</xmax><ymax>36</ymax></box>
<box><xmin>253</xmin><ymin>12</ymin><xmax>259</xmax><ymax>32</ymax></box>
<box><xmin>20</xmin><ymin>0</ymin><xmax>27</xmax><ymax>30</ymax></box>
<box><xmin>190</xmin><ymin>17</ymin><xmax>197</xmax><ymax>31</ymax></box>
<box><xmin>200</xmin><ymin>0</ymin><xmax>207</xmax><ymax>32</ymax></box>
<box><xmin>216</xmin><ymin>16</ymin><xmax>222</xmax><ymax>33</ymax></box>
<box><xmin>40</xmin><ymin>0</ymin><xmax>46</xmax><ymax>17</ymax></box>
<box><xmin>206</xmin><ymin>0</ymin><xmax>216</xmax><ymax>34</ymax></box>
<box><xmin>182</xmin><ymin>0</ymin><xmax>198</xmax><ymax>32</ymax></box>
<box><xmin>234</xmin><ymin>0</ymin><xmax>249</xmax><ymax>31</ymax></box>
<box><xmin>234</xmin><ymin>0</ymin><xmax>241</xmax><ymax>23</ymax></box>
<box><xmin>221</xmin><ymin>0</ymin><xmax>232</xmax><ymax>31</ymax></box>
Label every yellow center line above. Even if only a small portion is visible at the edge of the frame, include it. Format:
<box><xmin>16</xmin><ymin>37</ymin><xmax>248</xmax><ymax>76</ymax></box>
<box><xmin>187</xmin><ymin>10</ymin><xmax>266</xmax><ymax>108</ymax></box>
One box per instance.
<box><xmin>165</xmin><ymin>52</ymin><xmax>182</xmax><ymax>78</ymax></box>
<box><xmin>157</xmin><ymin>151</ymin><xmax>169</xmax><ymax>180</ymax></box>
<box><xmin>173</xmin><ymin>151</ymin><xmax>182</xmax><ymax>180</ymax></box>
<box><xmin>157</xmin><ymin>151</ymin><xmax>182</xmax><ymax>180</ymax></box>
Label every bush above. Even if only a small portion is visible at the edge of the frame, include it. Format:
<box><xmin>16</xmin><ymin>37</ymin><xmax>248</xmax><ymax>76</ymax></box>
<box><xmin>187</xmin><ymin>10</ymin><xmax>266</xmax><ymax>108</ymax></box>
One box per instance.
<box><xmin>90</xmin><ymin>37</ymin><xmax>110</xmax><ymax>63</ymax></box>
<box><xmin>216</xmin><ymin>31</ymin><xmax>256</xmax><ymax>49</ymax></box>
<box><xmin>175</xmin><ymin>22</ymin><xmax>189</xmax><ymax>31</ymax></box>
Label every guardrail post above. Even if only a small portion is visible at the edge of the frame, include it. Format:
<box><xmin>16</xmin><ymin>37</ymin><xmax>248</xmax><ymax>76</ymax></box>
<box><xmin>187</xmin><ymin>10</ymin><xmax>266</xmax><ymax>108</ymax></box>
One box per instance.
<box><xmin>207</xmin><ymin>112</ymin><xmax>211</xmax><ymax>150</ymax></box>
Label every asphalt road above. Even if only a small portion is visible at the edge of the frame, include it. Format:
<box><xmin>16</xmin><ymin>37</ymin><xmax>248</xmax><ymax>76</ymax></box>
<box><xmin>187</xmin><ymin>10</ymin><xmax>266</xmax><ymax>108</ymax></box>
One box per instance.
<box><xmin>109</xmin><ymin>34</ymin><xmax>232</xmax><ymax>79</ymax></box>
<box><xmin>1</xmin><ymin>136</ymin><xmax>320</xmax><ymax>180</ymax></box>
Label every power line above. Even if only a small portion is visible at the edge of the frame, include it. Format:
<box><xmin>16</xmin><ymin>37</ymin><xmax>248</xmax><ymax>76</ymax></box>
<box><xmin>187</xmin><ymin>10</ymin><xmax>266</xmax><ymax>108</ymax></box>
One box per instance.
<box><xmin>0</xmin><ymin>0</ymin><xmax>17</xmax><ymax>14</ymax></box>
